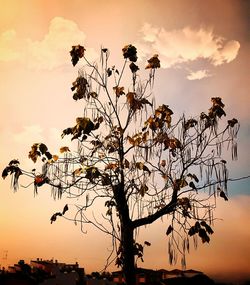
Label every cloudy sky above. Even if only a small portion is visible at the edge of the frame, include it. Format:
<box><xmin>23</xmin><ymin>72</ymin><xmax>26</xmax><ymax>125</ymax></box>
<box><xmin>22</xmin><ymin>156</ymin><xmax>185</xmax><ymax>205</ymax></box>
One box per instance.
<box><xmin>0</xmin><ymin>0</ymin><xmax>249</xmax><ymax>282</ymax></box>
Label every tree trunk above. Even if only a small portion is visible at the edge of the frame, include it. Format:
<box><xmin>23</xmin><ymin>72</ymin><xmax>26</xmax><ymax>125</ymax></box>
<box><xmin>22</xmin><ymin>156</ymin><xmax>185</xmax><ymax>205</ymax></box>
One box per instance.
<box><xmin>121</xmin><ymin>223</ymin><xmax>136</xmax><ymax>285</ymax></box>
<box><xmin>113</xmin><ymin>182</ymin><xmax>136</xmax><ymax>285</ymax></box>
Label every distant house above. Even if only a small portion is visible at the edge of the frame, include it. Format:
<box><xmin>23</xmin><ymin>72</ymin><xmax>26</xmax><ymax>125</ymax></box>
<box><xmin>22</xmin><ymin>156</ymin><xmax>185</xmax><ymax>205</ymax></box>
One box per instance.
<box><xmin>112</xmin><ymin>268</ymin><xmax>161</xmax><ymax>284</ymax></box>
<box><xmin>112</xmin><ymin>268</ymin><xmax>205</xmax><ymax>284</ymax></box>
<box><xmin>30</xmin><ymin>258</ymin><xmax>85</xmax><ymax>285</ymax></box>
<box><xmin>158</xmin><ymin>268</ymin><xmax>202</xmax><ymax>280</ymax></box>
<box><xmin>4</xmin><ymin>258</ymin><xmax>85</xmax><ymax>285</ymax></box>
<box><xmin>183</xmin><ymin>269</ymin><xmax>203</xmax><ymax>278</ymax></box>
<box><xmin>0</xmin><ymin>274</ymin><xmax>34</xmax><ymax>285</ymax></box>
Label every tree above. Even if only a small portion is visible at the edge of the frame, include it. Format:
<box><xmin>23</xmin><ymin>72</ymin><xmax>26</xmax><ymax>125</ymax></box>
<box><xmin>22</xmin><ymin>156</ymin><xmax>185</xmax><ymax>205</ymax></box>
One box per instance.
<box><xmin>2</xmin><ymin>44</ymin><xmax>240</xmax><ymax>285</ymax></box>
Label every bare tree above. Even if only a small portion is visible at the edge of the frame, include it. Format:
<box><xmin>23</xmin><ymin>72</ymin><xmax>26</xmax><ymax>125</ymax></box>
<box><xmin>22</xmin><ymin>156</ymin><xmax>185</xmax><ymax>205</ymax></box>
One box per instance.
<box><xmin>2</xmin><ymin>45</ymin><xmax>241</xmax><ymax>284</ymax></box>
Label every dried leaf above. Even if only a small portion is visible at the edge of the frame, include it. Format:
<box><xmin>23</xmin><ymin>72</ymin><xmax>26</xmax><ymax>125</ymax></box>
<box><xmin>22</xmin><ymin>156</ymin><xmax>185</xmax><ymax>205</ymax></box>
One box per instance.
<box><xmin>166</xmin><ymin>225</ymin><xmax>173</xmax><ymax>236</ymax></box>
<box><xmin>34</xmin><ymin>175</ymin><xmax>47</xmax><ymax>187</ymax></box>
<box><xmin>129</xmin><ymin>62</ymin><xmax>139</xmax><ymax>73</ymax></box>
<box><xmin>73</xmin><ymin>168</ymin><xmax>83</xmax><ymax>176</ymax></box>
<box><xmin>76</xmin><ymin>117</ymin><xmax>95</xmax><ymax>134</ymax></box>
<box><xmin>2</xmin><ymin>163</ymin><xmax>22</xmax><ymax>181</ymax></box>
<box><xmin>50</xmin><ymin>212</ymin><xmax>62</xmax><ymax>224</ymax></box>
<box><xmin>2</xmin><ymin>167</ymin><xmax>9</xmax><ymax>179</ymax></box>
<box><xmin>188</xmin><ymin>226</ymin><xmax>196</xmax><ymax>237</ymax></box>
<box><xmin>88</xmin><ymin>92</ymin><xmax>98</xmax><ymax>98</ymax></box>
<box><xmin>105</xmin><ymin>163</ymin><xmax>118</xmax><ymax>171</ymax></box>
<box><xmin>71</xmin><ymin>76</ymin><xmax>88</xmax><ymax>101</ymax></box>
<box><xmin>70</xmin><ymin>45</ymin><xmax>85</xmax><ymax>66</ymax></box>
<box><xmin>39</xmin><ymin>143</ymin><xmax>48</xmax><ymax>154</ymax></box>
<box><xmin>145</xmin><ymin>54</ymin><xmax>160</xmax><ymax>69</ymax></box>
<box><xmin>106</xmin><ymin>68</ymin><xmax>112</xmax><ymax>77</ymax></box>
<box><xmin>189</xmin><ymin>181</ymin><xmax>197</xmax><ymax>190</ymax></box>
<box><xmin>9</xmin><ymin>159</ymin><xmax>20</xmax><ymax>166</ymax></box>
<box><xmin>45</xmin><ymin>152</ymin><xmax>52</xmax><ymax>160</ymax></box>
<box><xmin>139</xmin><ymin>184</ymin><xmax>148</xmax><ymax>197</ymax></box>
<box><xmin>52</xmin><ymin>155</ymin><xmax>59</xmax><ymax>161</ymax></box>
<box><xmin>228</xmin><ymin>118</ymin><xmax>238</xmax><ymax>127</ymax></box>
<box><xmin>211</xmin><ymin>97</ymin><xmax>225</xmax><ymax>108</ymax></box>
<box><xmin>61</xmin><ymin>128</ymin><xmax>73</xmax><ymax>138</ymax></box>
<box><xmin>122</xmin><ymin>44</ymin><xmax>137</xmax><ymax>62</ymax></box>
<box><xmin>113</xmin><ymin>86</ymin><xmax>125</xmax><ymax>98</ymax></box>
<box><xmin>102</xmin><ymin>174</ymin><xmax>111</xmax><ymax>186</ymax></box>
<box><xmin>85</xmin><ymin>166</ymin><xmax>101</xmax><ymax>181</ymax></box>
<box><xmin>28</xmin><ymin>143</ymin><xmax>40</xmax><ymax>163</ymax></box>
<box><xmin>175</xmin><ymin>178</ymin><xmax>188</xmax><ymax>190</ymax></box>
<box><xmin>62</xmin><ymin>204</ymin><xmax>69</xmax><ymax>215</ymax></box>
<box><xmin>198</xmin><ymin>228</ymin><xmax>210</xmax><ymax>243</ymax></box>
<box><xmin>184</xmin><ymin>119</ymin><xmax>198</xmax><ymax>131</ymax></box>
<box><xmin>220</xmin><ymin>190</ymin><xmax>228</xmax><ymax>201</ymax></box>
<box><xmin>200</xmin><ymin>221</ymin><xmax>214</xmax><ymax>235</ymax></box>
<box><xmin>60</xmin><ymin>146</ymin><xmax>70</xmax><ymax>153</ymax></box>
<box><xmin>123</xmin><ymin>159</ymin><xmax>130</xmax><ymax>168</ymax></box>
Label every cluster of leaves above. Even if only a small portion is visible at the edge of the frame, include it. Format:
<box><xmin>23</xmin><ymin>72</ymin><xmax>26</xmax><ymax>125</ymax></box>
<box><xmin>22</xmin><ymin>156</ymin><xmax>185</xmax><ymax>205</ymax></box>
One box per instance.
<box><xmin>227</xmin><ymin>118</ymin><xmax>238</xmax><ymax>127</ymax></box>
<box><xmin>145</xmin><ymin>54</ymin><xmax>160</xmax><ymax>69</ymax></box>
<box><xmin>2</xmin><ymin>160</ymin><xmax>22</xmax><ymax>191</ymax></box>
<box><xmin>105</xmin><ymin>200</ymin><xmax>116</xmax><ymax>216</ymax></box>
<box><xmin>113</xmin><ymin>86</ymin><xmax>125</xmax><ymax>98</ymax></box>
<box><xmin>71</xmin><ymin>76</ymin><xmax>88</xmax><ymax>100</ymax></box>
<box><xmin>145</xmin><ymin>104</ymin><xmax>173</xmax><ymax>131</ymax></box>
<box><xmin>197</xmin><ymin>97</ymin><xmax>227</xmax><ymax>130</ymax></box>
<box><xmin>28</xmin><ymin>144</ymin><xmax>72</xmax><ymax>193</ymax></box>
<box><xmin>34</xmin><ymin>175</ymin><xmax>49</xmax><ymax>187</ymax></box>
<box><xmin>126</xmin><ymin>92</ymin><xmax>152</xmax><ymax>112</ymax></box>
<box><xmin>184</xmin><ymin>118</ymin><xmax>198</xmax><ymax>132</ymax></box>
<box><xmin>71</xmin><ymin>76</ymin><xmax>99</xmax><ymax>101</ymax></box>
<box><xmin>61</xmin><ymin>116</ymin><xmax>103</xmax><ymax>141</ymax></box>
<box><xmin>50</xmin><ymin>204</ymin><xmax>69</xmax><ymax>224</ymax></box>
<box><xmin>122</xmin><ymin>44</ymin><xmax>140</xmax><ymax>74</ymax></box>
<box><xmin>2</xmin><ymin>159</ymin><xmax>22</xmax><ymax>179</ymax></box>
<box><xmin>177</xmin><ymin>197</ymin><xmax>192</xmax><ymax>218</ymax></box>
<box><xmin>127</xmin><ymin>131</ymin><xmax>149</xmax><ymax>147</ymax></box>
<box><xmin>33</xmin><ymin>173</ymin><xmax>50</xmax><ymax>195</ymax></box>
<box><xmin>188</xmin><ymin>221</ymin><xmax>214</xmax><ymax>243</ymax></box>
<box><xmin>70</xmin><ymin>45</ymin><xmax>85</xmax><ymax>66</ymax></box>
<box><xmin>122</xmin><ymin>44</ymin><xmax>138</xmax><ymax>62</ymax></box>
<box><xmin>209</xmin><ymin>97</ymin><xmax>226</xmax><ymax>119</ymax></box>
<box><xmin>133</xmin><ymin>241</ymin><xmax>151</xmax><ymax>263</ymax></box>
<box><xmin>116</xmin><ymin>241</ymin><xmax>151</xmax><ymax>267</ymax></box>
<box><xmin>28</xmin><ymin>143</ymin><xmax>53</xmax><ymax>163</ymax></box>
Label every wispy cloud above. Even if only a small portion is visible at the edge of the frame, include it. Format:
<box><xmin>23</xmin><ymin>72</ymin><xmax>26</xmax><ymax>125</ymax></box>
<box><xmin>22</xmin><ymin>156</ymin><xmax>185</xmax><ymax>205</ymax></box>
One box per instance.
<box><xmin>12</xmin><ymin>125</ymin><xmax>71</xmax><ymax>151</ymax></box>
<box><xmin>187</xmin><ymin>69</ymin><xmax>211</xmax><ymax>80</ymax></box>
<box><xmin>13</xmin><ymin>125</ymin><xmax>44</xmax><ymax>145</ymax></box>
<box><xmin>0</xmin><ymin>17</ymin><xmax>96</xmax><ymax>69</ymax></box>
<box><xmin>137</xmin><ymin>23</ymin><xmax>240</xmax><ymax>80</ymax></box>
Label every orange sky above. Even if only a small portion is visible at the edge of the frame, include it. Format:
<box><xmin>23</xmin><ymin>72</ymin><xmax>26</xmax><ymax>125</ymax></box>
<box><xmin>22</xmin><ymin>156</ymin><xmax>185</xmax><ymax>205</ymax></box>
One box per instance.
<box><xmin>0</xmin><ymin>0</ymin><xmax>249</xmax><ymax>282</ymax></box>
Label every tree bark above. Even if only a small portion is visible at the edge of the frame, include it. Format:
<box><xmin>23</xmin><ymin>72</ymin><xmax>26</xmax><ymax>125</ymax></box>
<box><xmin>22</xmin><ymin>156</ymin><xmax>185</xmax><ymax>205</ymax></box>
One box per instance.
<box><xmin>113</xmin><ymin>183</ymin><xmax>136</xmax><ymax>285</ymax></box>
<box><xmin>121</xmin><ymin>223</ymin><xmax>136</xmax><ymax>285</ymax></box>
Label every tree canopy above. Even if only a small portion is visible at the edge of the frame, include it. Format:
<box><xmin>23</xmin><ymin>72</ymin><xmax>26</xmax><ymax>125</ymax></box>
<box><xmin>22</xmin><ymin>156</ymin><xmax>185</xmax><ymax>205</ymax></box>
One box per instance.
<box><xmin>2</xmin><ymin>44</ymin><xmax>240</xmax><ymax>285</ymax></box>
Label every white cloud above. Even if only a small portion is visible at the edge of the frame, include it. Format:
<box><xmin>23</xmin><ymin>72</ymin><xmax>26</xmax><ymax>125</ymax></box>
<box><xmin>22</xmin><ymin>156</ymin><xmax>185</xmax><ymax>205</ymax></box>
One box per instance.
<box><xmin>0</xmin><ymin>17</ymin><xmax>97</xmax><ymax>69</ymax></box>
<box><xmin>0</xmin><ymin>29</ymin><xmax>20</xmax><ymax>61</ymax></box>
<box><xmin>25</xmin><ymin>17</ymin><xmax>87</xmax><ymax>69</ymax></box>
<box><xmin>187</xmin><ymin>69</ymin><xmax>211</xmax><ymax>80</ymax></box>
<box><xmin>12</xmin><ymin>125</ymin><xmax>72</xmax><ymax>150</ymax></box>
<box><xmin>13</xmin><ymin>125</ymin><xmax>44</xmax><ymax>145</ymax></box>
<box><xmin>212</xmin><ymin>40</ymin><xmax>241</xmax><ymax>66</ymax></box>
<box><xmin>137</xmin><ymin>23</ymin><xmax>240</xmax><ymax>78</ymax></box>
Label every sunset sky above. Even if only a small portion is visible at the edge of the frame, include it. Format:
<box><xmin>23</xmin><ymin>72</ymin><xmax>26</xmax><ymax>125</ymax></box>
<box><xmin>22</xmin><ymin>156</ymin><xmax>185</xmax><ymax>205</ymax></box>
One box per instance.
<box><xmin>0</xmin><ymin>0</ymin><xmax>250</xmax><ymax>282</ymax></box>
